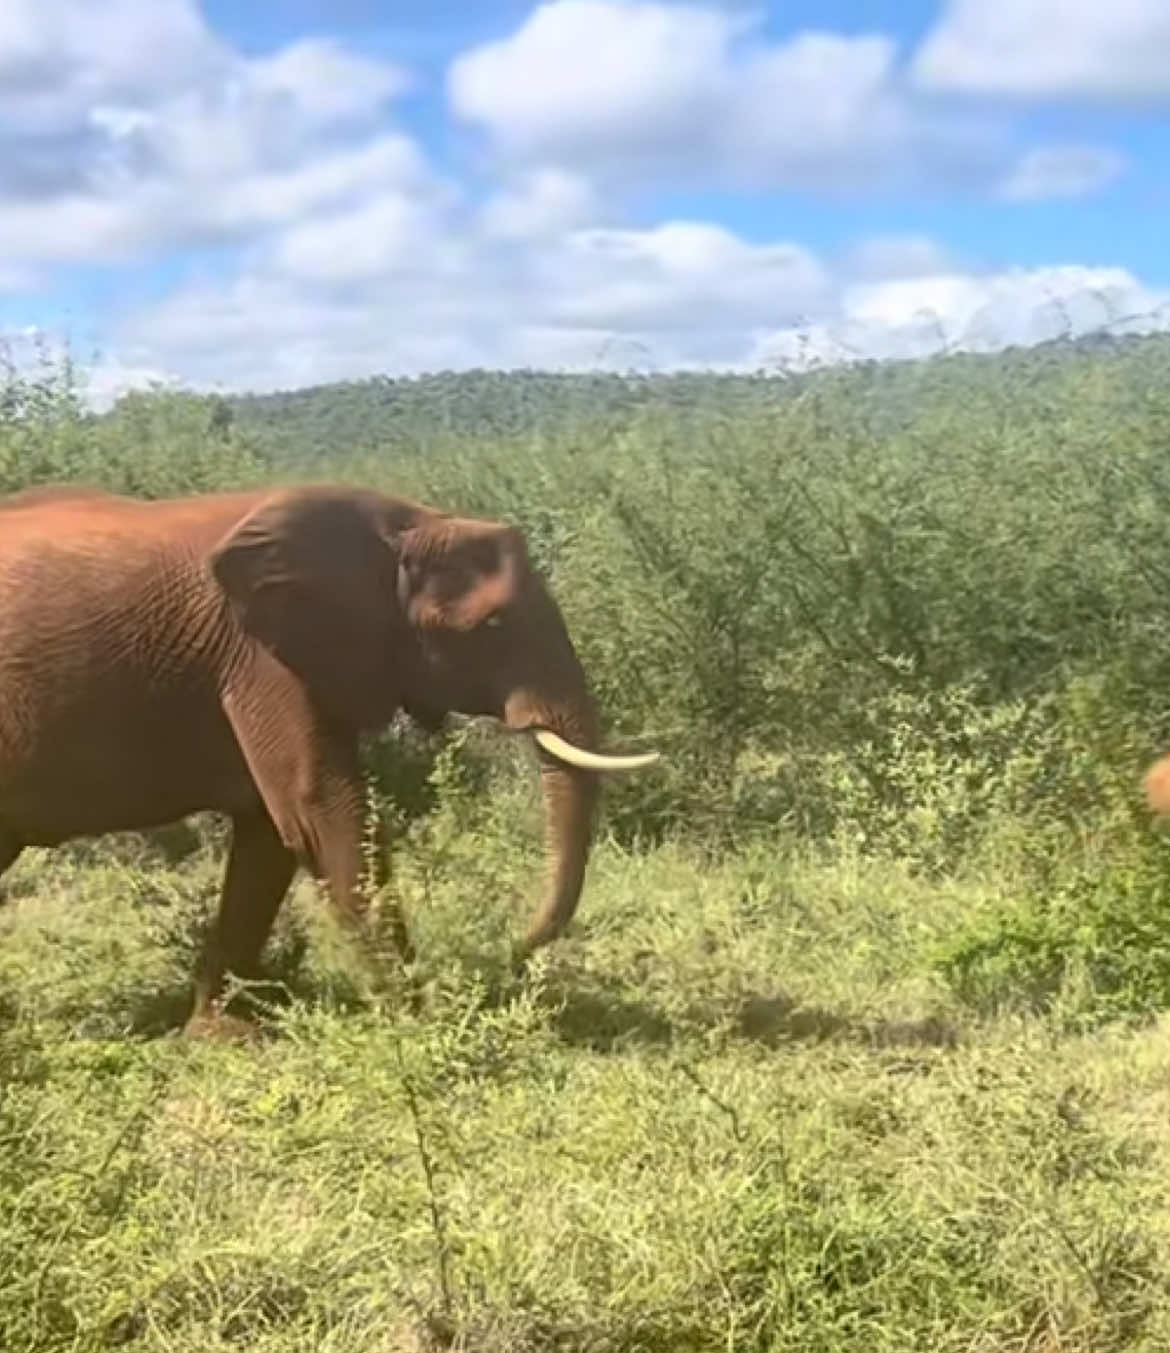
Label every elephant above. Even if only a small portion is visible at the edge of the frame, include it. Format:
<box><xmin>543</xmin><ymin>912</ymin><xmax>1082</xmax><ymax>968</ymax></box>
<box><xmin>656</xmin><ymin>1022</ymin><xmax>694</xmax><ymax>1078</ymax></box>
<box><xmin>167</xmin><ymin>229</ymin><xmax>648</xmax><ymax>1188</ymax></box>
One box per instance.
<box><xmin>0</xmin><ymin>482</ymin><xmax>658</xmax><ymax>1033</ymax></box>
<box><xmin>1144</xmin><ymin>754</ymin><xmax>1170</xmax><ymax>819</ymax></box>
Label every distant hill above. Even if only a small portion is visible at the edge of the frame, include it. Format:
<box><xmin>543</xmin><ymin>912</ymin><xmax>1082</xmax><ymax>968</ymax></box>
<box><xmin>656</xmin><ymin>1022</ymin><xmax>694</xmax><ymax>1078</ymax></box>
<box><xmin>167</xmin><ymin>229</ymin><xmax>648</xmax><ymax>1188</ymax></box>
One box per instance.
<box><xmin>221</xmin><ymin>367</ymin><xmax>794</xmax><ymax>467</ymax></box>
<box><xmin>213</xmin><ymin>329</ymin><xmax>1170</xmax><ymax>468</ymax></box>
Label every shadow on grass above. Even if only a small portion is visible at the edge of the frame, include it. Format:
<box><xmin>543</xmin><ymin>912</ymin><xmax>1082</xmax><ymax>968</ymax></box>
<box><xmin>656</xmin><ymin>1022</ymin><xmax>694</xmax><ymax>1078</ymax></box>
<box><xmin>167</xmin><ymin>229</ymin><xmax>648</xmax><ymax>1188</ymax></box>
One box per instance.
<box><xmin>98</xmin><ymin>922</ymin><xmax>363</xmax><ymax>1041</ymax></box>
<box><xmin>4</xmin><ymin>908</ymin><xmax>960</xmax><ymax>1056</ymax></box>
<box><xmin>734</xmin><ymin>992</ymin><xmax>959</xmax><ymax>1050</ymax></box>
<box><xmin>121</xmin><ymin>967</ymin><xmax>376</xmax><ymax>1041</ymax></box>
<box><xmin>537</xmin><ymin>978</ymin><xmax>960</xmax><ymax>1054</ymax></box>
<box><xmin>546</xmin><ymin>985</ymin><xmax>676</xmax><ymax>1051</ymax></box>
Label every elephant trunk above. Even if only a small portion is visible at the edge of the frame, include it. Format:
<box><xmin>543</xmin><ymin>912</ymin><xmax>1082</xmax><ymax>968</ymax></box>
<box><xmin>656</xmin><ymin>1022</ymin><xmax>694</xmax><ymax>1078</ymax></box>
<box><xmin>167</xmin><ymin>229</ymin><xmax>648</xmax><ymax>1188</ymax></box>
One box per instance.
<box><xmin>507</xmin><ymin>693</ymin><xmax>601</xmax><ymax>959</ymax></box>
<box><xmin>521</xmin><ymin>755</ymin><xmax>601</xmax><ymax>955</ymax></box>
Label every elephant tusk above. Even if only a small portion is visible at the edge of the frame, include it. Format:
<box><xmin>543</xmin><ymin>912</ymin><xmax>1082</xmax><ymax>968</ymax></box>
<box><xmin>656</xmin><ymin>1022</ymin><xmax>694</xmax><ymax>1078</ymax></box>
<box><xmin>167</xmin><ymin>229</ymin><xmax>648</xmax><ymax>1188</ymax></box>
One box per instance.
<box><xmin>533</xmin><ymin>728</ymin><xmax>661</xmax><ymax>772</ymax></box>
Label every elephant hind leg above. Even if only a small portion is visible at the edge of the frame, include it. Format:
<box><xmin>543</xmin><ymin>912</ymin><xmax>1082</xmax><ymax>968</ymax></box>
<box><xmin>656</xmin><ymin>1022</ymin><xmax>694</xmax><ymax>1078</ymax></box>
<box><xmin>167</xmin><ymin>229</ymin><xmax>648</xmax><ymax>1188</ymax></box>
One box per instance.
<box><xmin>0</xmin><ymin>826</ymin><xmax>22</xmax><ymax>902</ymax></box>
<box><xmin>184</xmin><ymin>810</ymin><xmax>296</xmax><ymax>1036</ymax></box>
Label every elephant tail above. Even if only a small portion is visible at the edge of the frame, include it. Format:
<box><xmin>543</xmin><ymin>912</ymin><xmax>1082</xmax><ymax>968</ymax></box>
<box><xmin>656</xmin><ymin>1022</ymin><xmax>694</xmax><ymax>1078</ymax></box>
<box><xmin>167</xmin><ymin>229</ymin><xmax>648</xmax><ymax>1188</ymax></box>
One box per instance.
<box><xmin>1144</xmin><ymin>753</ymin><xmax>1170</xmax><ymax>818</ymax></box>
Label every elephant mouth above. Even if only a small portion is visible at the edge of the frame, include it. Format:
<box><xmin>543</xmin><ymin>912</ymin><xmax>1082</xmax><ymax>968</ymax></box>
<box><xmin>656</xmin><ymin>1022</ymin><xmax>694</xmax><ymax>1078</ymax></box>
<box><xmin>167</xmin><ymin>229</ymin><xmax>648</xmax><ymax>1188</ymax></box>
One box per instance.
<box><xmin>418</xmin><ymin>711</ymin><xmax>660</xmax><ymax>774</ymax></box>
<box><xmin>531</xmin><ymin>727</ymin><xmax>660</xmax><ymax>773</ymax></box>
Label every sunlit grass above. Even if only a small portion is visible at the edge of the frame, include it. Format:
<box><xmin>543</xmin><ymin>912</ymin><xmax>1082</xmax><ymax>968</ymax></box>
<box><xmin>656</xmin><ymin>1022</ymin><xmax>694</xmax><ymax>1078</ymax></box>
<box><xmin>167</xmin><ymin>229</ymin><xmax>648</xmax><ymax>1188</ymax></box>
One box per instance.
<box><xmin>5</xmin><ymin>814</ymin><xmax>1170</xmax><ymax>1351</ymax></box>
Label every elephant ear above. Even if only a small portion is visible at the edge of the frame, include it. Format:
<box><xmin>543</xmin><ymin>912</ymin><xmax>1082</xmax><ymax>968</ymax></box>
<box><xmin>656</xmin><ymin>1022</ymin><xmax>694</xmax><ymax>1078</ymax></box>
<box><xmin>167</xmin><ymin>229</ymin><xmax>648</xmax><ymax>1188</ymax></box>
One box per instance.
<box><xmin>396</xmin><ymin>516</ymin><xmax>526</xmax><ymax>631</ymax></box>
<box><xmin>209</xmin><ymin>487</ymin><xmax>407</xmax><ymax>727</ymax></box>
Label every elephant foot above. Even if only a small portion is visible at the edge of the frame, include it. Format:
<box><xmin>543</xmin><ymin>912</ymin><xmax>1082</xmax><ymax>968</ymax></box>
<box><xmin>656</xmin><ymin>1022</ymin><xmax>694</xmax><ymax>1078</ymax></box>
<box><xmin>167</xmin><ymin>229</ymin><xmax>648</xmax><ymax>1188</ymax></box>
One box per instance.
<box><xmin>508</xmin><ymin>941</ymin><xmax>534</xmax><ymax>977</ymax></box>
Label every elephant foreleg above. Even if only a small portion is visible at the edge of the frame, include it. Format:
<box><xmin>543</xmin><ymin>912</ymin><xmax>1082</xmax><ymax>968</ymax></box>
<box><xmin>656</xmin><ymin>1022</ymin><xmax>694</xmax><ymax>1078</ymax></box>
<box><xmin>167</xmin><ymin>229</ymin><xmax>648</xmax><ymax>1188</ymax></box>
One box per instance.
<box><xmin>280</xmin><ymin>753</ymin><xmax>415</xmax><ymax>970</ymax></box>
<box><xmin>311</xmin><ymin>800</ymin><xmax>415</xmax><ymax>969</ymax></box>
<box><xmin>221</xmin><ymin>649</ymin><xmax>414</xmax><ymax>977</ymax></box>
<box><xmin>185</xmin><ymin>810</ymin><xmax>296</xmax><ymax>1035</ymax></box>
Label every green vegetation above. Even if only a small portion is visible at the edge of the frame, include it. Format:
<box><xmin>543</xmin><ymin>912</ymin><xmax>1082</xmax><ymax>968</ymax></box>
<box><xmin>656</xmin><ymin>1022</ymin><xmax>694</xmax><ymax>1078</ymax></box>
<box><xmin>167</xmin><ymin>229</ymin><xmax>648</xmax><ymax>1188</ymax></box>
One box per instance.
<box><xmin>6</xmin><ymin>331</ymin><xmax>1170</xmax><ymax>1348</ymax></box>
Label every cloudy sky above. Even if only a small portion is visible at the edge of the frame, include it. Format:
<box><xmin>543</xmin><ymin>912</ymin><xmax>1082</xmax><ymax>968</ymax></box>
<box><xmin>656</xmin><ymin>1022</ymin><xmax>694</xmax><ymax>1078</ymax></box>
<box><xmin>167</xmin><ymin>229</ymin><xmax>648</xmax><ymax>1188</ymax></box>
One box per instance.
<box><xmin>1</xmin><ymin>0</ymin><xmax>1168</xmax><ymax>400</ymax></box>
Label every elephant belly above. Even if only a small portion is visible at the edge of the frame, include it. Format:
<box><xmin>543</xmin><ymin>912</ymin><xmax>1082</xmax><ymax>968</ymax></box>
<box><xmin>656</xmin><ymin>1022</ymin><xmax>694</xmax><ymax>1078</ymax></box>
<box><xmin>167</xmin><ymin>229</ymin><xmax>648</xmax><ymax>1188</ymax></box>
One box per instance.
<box><xmin>0</xmin><ymin>692</ymin><xmax>259</xmax><ymax>846</ymax></box>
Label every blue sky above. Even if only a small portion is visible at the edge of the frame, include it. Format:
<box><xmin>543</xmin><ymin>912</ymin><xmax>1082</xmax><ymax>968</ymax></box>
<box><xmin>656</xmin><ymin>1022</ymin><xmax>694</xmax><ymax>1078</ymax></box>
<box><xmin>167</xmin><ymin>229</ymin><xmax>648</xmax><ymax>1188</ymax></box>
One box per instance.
<box><xmin>2</xmin><ymin>0</ymin><xmax>1168</xmax><ymax>402</ymax></box>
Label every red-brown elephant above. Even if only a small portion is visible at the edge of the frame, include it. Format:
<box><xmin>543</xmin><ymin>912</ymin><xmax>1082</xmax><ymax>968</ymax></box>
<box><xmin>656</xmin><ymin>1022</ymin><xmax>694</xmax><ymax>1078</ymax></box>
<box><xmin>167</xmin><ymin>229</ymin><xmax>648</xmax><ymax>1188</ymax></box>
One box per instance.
<box><xmin>1144</xmin><ymin>754</ymin><xmax>1170</xmax><ymax>821</ymax></box>
<box><xmin>0</xmin><ymin>483</ymin><xmax>658</xmax><ymax>1033</ymax></box>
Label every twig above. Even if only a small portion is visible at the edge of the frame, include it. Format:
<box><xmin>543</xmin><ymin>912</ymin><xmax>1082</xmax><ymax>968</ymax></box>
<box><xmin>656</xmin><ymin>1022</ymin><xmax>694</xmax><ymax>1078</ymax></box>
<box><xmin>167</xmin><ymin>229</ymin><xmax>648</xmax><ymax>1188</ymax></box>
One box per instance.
<box><xmin>675</xmin><ymin>1060</ymin><xmax>747</xmax><ymax>1142</ymax></box>
<box><xmin>396</xmin><ymin>1049</ymin><xmax>455</xmax><ymax>1316</ymax></box>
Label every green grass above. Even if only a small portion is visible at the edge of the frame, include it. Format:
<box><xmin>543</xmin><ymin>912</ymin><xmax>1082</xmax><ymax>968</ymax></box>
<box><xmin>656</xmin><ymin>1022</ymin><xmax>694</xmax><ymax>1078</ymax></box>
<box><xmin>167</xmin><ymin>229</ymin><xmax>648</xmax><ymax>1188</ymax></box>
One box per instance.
<box><xmin>5</xmin><ymin>800</ymin><xmax>1170</xmax><ymax>1352</ymax></box>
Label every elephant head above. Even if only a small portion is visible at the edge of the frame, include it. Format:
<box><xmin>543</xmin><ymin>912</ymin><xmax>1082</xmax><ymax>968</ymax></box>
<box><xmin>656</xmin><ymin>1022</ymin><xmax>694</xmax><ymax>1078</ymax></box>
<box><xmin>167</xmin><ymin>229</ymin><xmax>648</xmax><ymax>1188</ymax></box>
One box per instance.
<box><xmin>209</xmin><ymin>484</ymin><xmax>656</xmax><ymax>956</ymax></box>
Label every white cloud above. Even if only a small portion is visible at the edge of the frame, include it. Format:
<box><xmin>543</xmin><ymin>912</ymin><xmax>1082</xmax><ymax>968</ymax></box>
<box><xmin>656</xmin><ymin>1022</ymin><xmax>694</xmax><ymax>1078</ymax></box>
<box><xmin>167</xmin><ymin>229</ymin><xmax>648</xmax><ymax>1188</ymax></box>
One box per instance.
<box><xmin>0</xmin><ymin>326</ymin><xmax>181</xmax><ymax>411</ymax></box>
<box><xmin>0</xmin><ymin>0</ymin><xmax>226</xmax><ymax>173</ymax></box>
<box><xmin>479</xmin><ymin>169</ymin><xmax>602</xmax><ymax>240</ymax></box>
<box><xmin>116</xmin><ymin>276</ymin><xmax>488</xmax><ymax>392</ymax></box>
<box><xmin>750</xmin><ymin>265</ymin><xmax>1170</xmax><ymax>370</ymax></box>
<box><xmin>104</xmin><ymin>192</ymin><xmax>1170</xmax><ymax>394</ymax></box>
<box><xmin>0</xmin><ymin>195</ymin><xmax>151</xmax><ymax>264</ymax></box>
<box><xmin>448</xmin><ymin>0</ymin><xmax>1003</xmax><ymax>192</ymax></box>
<box><xmin>536</xmin><ymin>224</ymin><xmax>829</xmax><ymax>332</ymax></box>
<box><xmin>997</xmin><ymin>146</ymin><xmax>1127</xmax><ymax>201</ymax></box>
<box><xmin>0</xmin><ymin>0</ymin><xmax>1131</xmax><ymax>293</ymax></box>
<box><xmin>194</xmin><ymin>134</ymin><xmax>436</xmax><ymax>237</ymax></box>
<box><xmin>913</xmin><ymin>0</ymin><xmax>1170</xmax><ymax>102</ymax></box>
<box><xmin>0</xmin><ymin>0</ymin><xmax>415</xmax><ymax>268</ymax></box>
<box><xmin>81</xmin><ymin>355</ymin><xmax>183</xmax><ymax>412</ymax></box>
<box><xmin>0</xmin><ymin>0</ymin><xmax>226</xmax><ymax>118</ymax></box>
<box><xmin>723</xmin><ymin>32</ymin><xmax>908</xmax><ymax>184</ymax></box>
<box><xmin>0</xmin><ymin>133</ymin><xmax>438</xmax><ymax>267</ymax></box>
<box><xmin>450</xmin><ymin>0</ymin><xmax>733</xmax><ymax>161</ymax></box>
<box><xmin>246</xmin><ymin>38</ymin><xmax>409</xmax><ymax>127</ymax></box>
<box><xmin>0</xmin><ymin>263</ymin><xmax>40</xmax><ymax>293</ymax></box>
<box><xmin>110</xmin><ymin>212</ymin><xmax>829</xmax><ymax>388</ymax></box>
<box><xmin>272</xmin><ymin>189</ymin><xmax>457</xmax><ymax>284</ymax></box>
<box><xmin>841</xmin><ymin>235</ymin><xmax>956</xmax><ymax>282</ymax></box>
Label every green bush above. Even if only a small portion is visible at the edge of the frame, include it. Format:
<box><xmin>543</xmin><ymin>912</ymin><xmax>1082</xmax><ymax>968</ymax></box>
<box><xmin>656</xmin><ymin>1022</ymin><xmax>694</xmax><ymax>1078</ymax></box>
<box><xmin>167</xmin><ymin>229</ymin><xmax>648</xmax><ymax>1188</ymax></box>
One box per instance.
<box><xmin>1</xmin><ymin>344</ymin><xmax>271</xmax><ymax>498</ymax></box>
<box><xmin>935</xmin><ymin>836</ymin><xmax>1170</xmax><ymax>1027</ymax></box>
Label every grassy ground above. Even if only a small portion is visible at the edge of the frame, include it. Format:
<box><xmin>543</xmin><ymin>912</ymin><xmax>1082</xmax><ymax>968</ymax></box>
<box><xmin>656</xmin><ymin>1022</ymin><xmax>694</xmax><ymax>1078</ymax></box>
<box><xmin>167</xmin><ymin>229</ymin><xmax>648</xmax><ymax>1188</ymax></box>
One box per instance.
<box><xmin>4</xmin><ymin>800</ymin><xmax>1170</xmax><ymax>1351</ymax></box>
